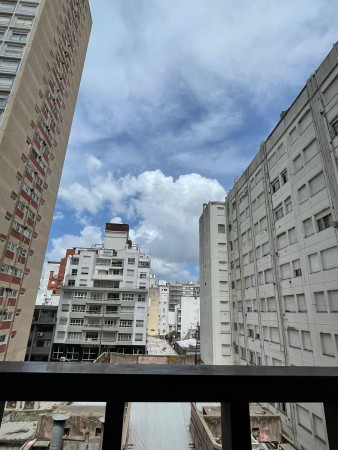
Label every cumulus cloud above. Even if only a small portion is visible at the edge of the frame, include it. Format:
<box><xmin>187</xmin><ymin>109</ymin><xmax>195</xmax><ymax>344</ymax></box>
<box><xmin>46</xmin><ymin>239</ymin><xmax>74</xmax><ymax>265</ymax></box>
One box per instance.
<box><xmin>49</xmin><ymin>1</ymin><xmax>338</xmax><ymax>281</ymax></box>
<box><xmin>57</xmin><ymin>170</ymin><xmax>226</xmax><ymax>280</ymax></box>
<box><xmin>47</xmin><ymin>226</ymin><xmax>103</xmax><ymax>261</ymax></box>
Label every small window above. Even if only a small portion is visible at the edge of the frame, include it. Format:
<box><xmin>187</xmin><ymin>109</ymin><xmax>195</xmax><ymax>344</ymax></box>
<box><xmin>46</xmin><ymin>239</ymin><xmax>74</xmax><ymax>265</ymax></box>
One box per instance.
<box><xmin>285</xmin><ymin>196</ymin><xmax>293</xmax><ymax>213</ymax></box>
<box><xmin>218</xmin><ymin>224</ymin><xmax>225</xmax><ymax>233</ymax></box>
<box><xmin>316</xmin><ymin>210</ymin><xmax>332</xmax><ymax>232</ymax></box>
<box><xmin>293</xmin><ymin>154</ymin><xmax>303</xmax><ymax>172</ymax></box>
<box><xmin>281</xmin><ymin>169</ymin><xmax>288</xmax><ymax>184</ymax></box>
<box><xmin>271</xmin><ymin>178</ymin><xmax>280</xmax><ymax>193</ymax></box>
<box><xmin>275</xmin><ymin>205</ymin><xmax>284</xmax><ymax>221</ymax></box>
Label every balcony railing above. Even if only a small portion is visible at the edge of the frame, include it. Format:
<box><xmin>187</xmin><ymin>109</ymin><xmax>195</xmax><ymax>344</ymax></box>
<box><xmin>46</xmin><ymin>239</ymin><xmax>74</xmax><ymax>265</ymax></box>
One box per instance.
<box><xmin>0</xmin><ymin>363</ymin><xmax>338</xmax><ymax>449</ymax></box>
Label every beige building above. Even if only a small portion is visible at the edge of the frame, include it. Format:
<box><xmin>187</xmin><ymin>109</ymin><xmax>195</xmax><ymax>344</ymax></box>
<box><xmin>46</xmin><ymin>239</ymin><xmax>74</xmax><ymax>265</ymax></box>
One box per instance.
<box><xmin>200</xmin><ymin>42</ymin><xmax>338</xmax><ymax>449</ymax></box>
<box><xmin>0</xmin><ymin>0</ymin><xmax>92</xmax><ymax>360</ymax></box>
<box><xmin>147</xmin><ymin>282</ymin><xmax>160</xmax><ymax>336</ymax></box>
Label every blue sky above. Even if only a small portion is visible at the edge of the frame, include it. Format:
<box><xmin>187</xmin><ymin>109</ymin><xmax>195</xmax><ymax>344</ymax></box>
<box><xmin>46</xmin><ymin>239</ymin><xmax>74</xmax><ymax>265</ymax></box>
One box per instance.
<box><xmin>46</xmin><ymin>0</ymin><xmax>338</xmax><ymax>283</ymax></box>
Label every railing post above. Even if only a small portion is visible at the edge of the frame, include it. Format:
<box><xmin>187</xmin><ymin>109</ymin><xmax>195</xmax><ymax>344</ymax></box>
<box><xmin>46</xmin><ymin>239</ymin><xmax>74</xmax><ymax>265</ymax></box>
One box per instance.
<box><xmin>323</xmin><ymin>402</ymin><xmax>338</xmax><ymax>449</ymax></box>
<box><xmin>101</xmin><ymin>400</ymin><xmax>125</xmax><ymax>450</ymax></box>
<box><xmin>221</xmin><ymin>402</ymin><xmax>252</xmax><ymax>450</ymax></box>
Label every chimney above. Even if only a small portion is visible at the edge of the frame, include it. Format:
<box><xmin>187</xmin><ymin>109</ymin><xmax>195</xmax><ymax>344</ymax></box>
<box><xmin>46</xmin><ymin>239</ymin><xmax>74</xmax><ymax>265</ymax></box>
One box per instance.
<box><xmin>50</xmin><ymin>414</ymin><xmax>70</xmax><ymax>450</ymax></box>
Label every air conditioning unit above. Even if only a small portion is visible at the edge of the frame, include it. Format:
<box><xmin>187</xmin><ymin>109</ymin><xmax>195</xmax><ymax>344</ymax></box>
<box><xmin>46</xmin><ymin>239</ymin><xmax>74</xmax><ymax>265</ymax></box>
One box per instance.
<box><xmin>333</xmin><ymin>221</ymin><xmax>338</xmax><ymax>228</ymax></box>
<box><xmin>37</xmin><ymin>332</ymin><xmax>44</xmax><ymax>337</ymax></box>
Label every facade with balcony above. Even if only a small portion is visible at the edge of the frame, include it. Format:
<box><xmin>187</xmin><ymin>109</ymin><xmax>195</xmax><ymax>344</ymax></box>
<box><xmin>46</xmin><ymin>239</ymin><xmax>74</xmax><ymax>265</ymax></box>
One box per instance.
<box><xmin>199</xmin><ymin>42</ymin><xmax>338</xmax><ymax>449</ymax></box>
<box><xmin>51</xmin><ymin>223</ymin><xmax>150</xmax><ymax>361</ymax></box>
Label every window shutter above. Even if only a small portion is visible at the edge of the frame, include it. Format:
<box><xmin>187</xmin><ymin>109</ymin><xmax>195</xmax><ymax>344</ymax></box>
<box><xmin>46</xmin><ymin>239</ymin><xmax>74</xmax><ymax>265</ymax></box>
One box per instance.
<box><xmin>308</xmin><ymin>253</ymin><xmax>321</xmax><ymax>273</ymax></box>
<box><xmin>321</xmin><ymin>246</ymin><xmax>338</xmax><ymax>270</ymax></box>
<box><xmin>328</xmin><ymin>289</ymin><xmax>338</xmax><ymax>312</ymax></box>
<box><xmin>309</xmin><ymin>172</ymin><xmax>326</xmax><ymax>195</ymax></box>
<box><xmin>314</xmin><ymin>291</ymin><xmax>327</xmax><ymax>312</ymax></box>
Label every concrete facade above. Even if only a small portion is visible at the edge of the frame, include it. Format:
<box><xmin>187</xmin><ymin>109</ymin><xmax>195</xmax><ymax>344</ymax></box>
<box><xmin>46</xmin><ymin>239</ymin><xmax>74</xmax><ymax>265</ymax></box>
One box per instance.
<box><xmin>199</xmin><ymin>201</ymin><xmax>232</xmax><ymax>365</ymax></box>
<box><xmin>0</xmin><ymin>0</ymin><xmax>92</xmax><ymax>360</ymax></box>
<box><xmin>52</xmin><ymin>223</ymin><xmax>151</xmax><ymax>361</ymax></box>
<box><xmin>200</xmin><ymin>43</ymin><xmax>338</xmax><ymax>449</ymax></box>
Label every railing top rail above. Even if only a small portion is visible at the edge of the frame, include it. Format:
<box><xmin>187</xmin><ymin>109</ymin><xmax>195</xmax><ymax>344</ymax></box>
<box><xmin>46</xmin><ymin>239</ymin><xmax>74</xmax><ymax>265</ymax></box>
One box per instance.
<box><xmin>0</xmin><ymin>362</ymin><xmax>338</xmax><ymax>403</ymax></box>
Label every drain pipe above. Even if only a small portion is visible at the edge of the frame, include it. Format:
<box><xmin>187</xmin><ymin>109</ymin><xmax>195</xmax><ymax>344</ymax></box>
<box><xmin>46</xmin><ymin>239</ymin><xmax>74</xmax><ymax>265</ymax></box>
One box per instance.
<box><xmin>99</xmin><ymin>416</ymin><xmax>105</xmax><ymax>450</ymax></box>
<box><xmin>50</xmin><ymin>414</ymin><xmax>70</xmax><ymax>450</ymax></box>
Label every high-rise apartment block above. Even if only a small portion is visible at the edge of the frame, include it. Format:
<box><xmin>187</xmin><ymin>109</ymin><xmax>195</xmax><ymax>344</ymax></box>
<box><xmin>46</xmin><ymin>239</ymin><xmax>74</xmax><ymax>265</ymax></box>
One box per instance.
<box><xmin>200</xmin><ymin>42</ymin><xmax>338</xmax><ymax>449</ymax></box>
<box><xmin>52</xmin><ymin>224</ymin><xmax>151</xmax><ymax>362</ymax></box>
<box><xmin>199</xmin><ymin>201</ymin><xmax>231</xmax><ymax>365</ymax></box>
<box><xmin>0</xmin><ymin>0</ymin><xmax>92</xmax><ymax>360</ymax></box>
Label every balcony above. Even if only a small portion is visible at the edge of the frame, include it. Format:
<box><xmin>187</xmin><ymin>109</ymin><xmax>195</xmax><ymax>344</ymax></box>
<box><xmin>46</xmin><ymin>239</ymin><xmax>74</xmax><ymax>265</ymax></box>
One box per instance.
<box><xmin>0</xmin><ymin>364</ymin><xmax>338</xmax><ymax>449</ymax></box>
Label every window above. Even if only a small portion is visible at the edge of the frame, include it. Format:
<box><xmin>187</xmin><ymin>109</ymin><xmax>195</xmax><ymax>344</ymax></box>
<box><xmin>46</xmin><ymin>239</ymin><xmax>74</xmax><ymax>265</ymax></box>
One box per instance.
<box><xmin>321</xmin><ymin>246</ymin><xmax>338</xmax><ymax>270</ymax></box>
<box><xmin>313</xmin><ymin>414</ymin><xmax>326</xmax><ymax>442</ymax></box>
<box><xmin>262</xmin><ymin>242</ymin><xmax>270</xmax><ymax>256</ymax></box>
<box><xmin>267</xmin><ymin>297</ymin><xmax>276</xmax><ymax>312</ymax></box>
<box><xmin>314</xmin><ymin>291</ymin><xmax>327</xmax><ymax>312</ymax></box>
<box><xmin>128</xmin><ymin>258</ymin><xmax>135</xmax><ymax>265</ymax></box>
<box><xmin>270</xmin><ymin>327</ymin><xmax>280</xmax><ymax>343</ymax></box>
<box><xmin>297</xmin><ymin>405</ymin><xmax>311</xmax><ymax>431</ymax></box>
<box><xmin>268</xmin><ymin>152</ymin><xmax>278</xmax><ymax>170</ymax></box>
<box><xmin>285</xmin><ymin>197</ymin><xmax>293</xmax><ymax>213</ymax></box>
<box><xmin>316</xmin><ymin>210</ymin><xmax>332</xmax><ymax>232</ymax></box>
<box><xmin>221</xmin><ymin>322</ymin><xmax>230</xmax><ymax>334</ymax></box>
<box><xmin>218</xmin><ymin>224</ymin><xmax>225</xmax><ymax>233</ymax></box>
<box><xmin>309</xmin><ymin>171</ymin><xmax>326</xmax><ymax>196</ymax></box>
<box><xmin>303</xmin><ymin>140</ymin><xmax>318</xmax><ymax>162</ymax></box>
<box><xmin>288</xmin><ymin>227</ymin><xmax>297</xmax><ymax>244</ymax></box>
<box><xmin>298</xmin><ymin>184</ymin><xmax>308</xmax><ymax>203</ymax></box>
<box><xmin>271</xmin><ymin>178</ymin><xmax>280</xmax><ymax>193</ymax></box>
<box><xmin>70</xmin><ymin>319</ymin><xmax>83</xmax><ymax>326</ymax></box>
<box><xmin>297</xmin><ymin>294</ymin><xmax>306</xmax><ymax>312</ymax></box>
<box><xmin>275</xmin><ymin>205</ymin><xmax>283</xmax><ymax>221</ymax></box>
<box><xmin>136</xmin><ymin>320</ymin><xmax>144</xmax><ymax>327</ymax></box>
<box><xmin>293</xmin><ymin>259</ymin><xmax>302</xmax><ymax>277</ymax></box>
<box><xmin>222</xmin><ymin>344</ymin><xmax>231</xmax><ymax>356</ymax></box>
<box><xmin>59</xmin><ymin>317</ymin><xmax>67</xmax><ymax>325</ymax></box>
<box><xmin>277</xmin><ymin>232</ymin><xmax>287</xmax><ymax>249</ymax></box>
<box><xmin>280</xmin><ymin>263</ymin><xmax>291</xmax><ymax>279</ymax></box>
<box><xmin>265</xmin><ymin>269</ymin><xmax>273</xmax><ymax>284</ymax></box>
<box><xmin>281</xmin><ymin>169</ymin><xmax>288</xmax><ymax>184</ymax></box>
<box><xmin>288</xmin><ymin>328</ymin><xmax>300</xmax><ymax>348</ymax></box>
<box><xmin>302</xmin><ymin>331</ymin><xmax>312</xmax><ymax>351</ymax></box>
<box><xmin>308</xmin><ymin>253</ymin><xmax>321</xmax><ymax>273</ymax></box>
<box><xmin>321</xmin><ymin>332</ymin><xmax>334</xmax><ymax>356</ymax></box>
<box><xmin>135</xmin><ymin>333</ymin><xmax>143</xmax><ymax>341</ymax></box>
<box><xmin>284</xmin><ymin>295</ymin><xmax>296</xmax><ymax>312</ymax></box>
<box><xmin>293</xmin><ymin>154</ymin><xmax>302</xmax><ymax>172</ymax></box>
<box><xmin>303</xmin><ymin>218</ymin><xmax>314</xmax><ymax>237</ymax></box>
<box><xmin>328</xmin><ymin>290</ymin><xmax>338</xmax><ymax>312</ymax></box>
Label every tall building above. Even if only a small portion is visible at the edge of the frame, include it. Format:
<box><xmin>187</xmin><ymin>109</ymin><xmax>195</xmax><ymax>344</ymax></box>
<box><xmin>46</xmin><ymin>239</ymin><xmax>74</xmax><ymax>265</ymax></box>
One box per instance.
<box><xmin>200</xmin><ymin>42</ymin><xmax>338</xmax><ymax>449</ymax></box>
<box><xmin>52</xmin><ymin>223</ymin><xmax>151</xmax><ymax>361</ymax></box>
<box><xmin>0</xmin><ymin>0</ymin><xmax>92</xmax><ymax>360</ymax></box>
<box><xmin>199</xmin><ymin>201</ymin><xmax>231</xmax><ymax>365</ymax></box>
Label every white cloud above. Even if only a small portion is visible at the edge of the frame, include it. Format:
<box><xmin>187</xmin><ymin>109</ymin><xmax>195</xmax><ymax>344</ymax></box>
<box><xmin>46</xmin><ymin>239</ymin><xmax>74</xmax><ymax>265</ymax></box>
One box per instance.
<box><xmin>53</xmin><ymin>211</ymin><xmax>64</xmax><ymax>221</ymax></box>
<box><xmin>47</xmin><ymin>226</ymin><xmax>103</xmax><ymax>261</ymax></box>
<box><xmin>58</xmin><ymin>170</ymin><xmax>226</xmax><ymax>279</ymax></box>
<box><xmin>110</xmin><ymin>216</ymin><xmax>123</xmax><ymax>224</ymax></box>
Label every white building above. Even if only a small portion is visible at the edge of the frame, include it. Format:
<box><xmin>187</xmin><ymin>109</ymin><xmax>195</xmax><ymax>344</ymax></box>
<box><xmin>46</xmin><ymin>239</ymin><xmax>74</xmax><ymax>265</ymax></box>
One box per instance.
<box><xmin>199</xmin><ymin>201</ymin><xmax>232</xmax><ymax>365</ymax></box>
<box><xmin>179</xmin><ymin>296</ymin><xmax>200</xmax><ymax>340</ymax></box>
<box><xmin>52</xmin><ymin>223</ymin><xmax>150</xmax><ymax>361</ymax></box>
<box><xmin>199</xmin><ymin>42</ymin><xmax>338</xmax><ymax>450</ymax></box>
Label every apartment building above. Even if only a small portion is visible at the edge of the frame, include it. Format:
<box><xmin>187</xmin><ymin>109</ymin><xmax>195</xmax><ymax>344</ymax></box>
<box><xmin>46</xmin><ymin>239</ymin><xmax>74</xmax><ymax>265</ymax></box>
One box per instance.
<box><xmin>0</xmin><ymin>0</ymin><xmax>92</xmax><ymax>360</ymax></box>
<box><xmin>200</xmin><ymin>42</ymin><xmax>338</xmax><ymax>449</ymax></box>
<box><xmin>199</xmin><ymin>201</ymin><xmax>232</xmax><ymax>365</ymax></box>
<box><xmin>51</xmin><ymin>224</ymin><xmax>151</xmax><ymax>361</ymax></box>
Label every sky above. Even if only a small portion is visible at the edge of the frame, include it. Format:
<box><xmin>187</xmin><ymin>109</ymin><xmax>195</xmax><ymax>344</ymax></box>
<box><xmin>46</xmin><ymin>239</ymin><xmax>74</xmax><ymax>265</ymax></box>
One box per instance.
<box><xmin>45</xmin><ymin>0</ymin><xmax>338</xmax><ymax>283</ymax></box>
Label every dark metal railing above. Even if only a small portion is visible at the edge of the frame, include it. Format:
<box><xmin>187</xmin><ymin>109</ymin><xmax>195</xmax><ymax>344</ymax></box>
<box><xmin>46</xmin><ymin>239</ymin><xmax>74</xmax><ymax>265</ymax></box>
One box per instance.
<box><xmin>1</xmin><ymin>362</ymin><xmax>338</xmax><ymax>449</ymax></box>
